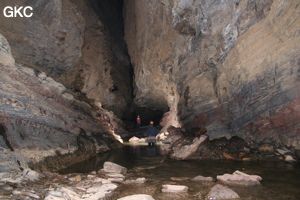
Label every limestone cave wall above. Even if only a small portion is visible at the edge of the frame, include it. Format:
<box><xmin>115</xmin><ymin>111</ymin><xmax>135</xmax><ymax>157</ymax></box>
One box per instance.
<box><xmin>0</xmin><ymin>0</ymin><xmax>299</xmax><ymax>171</ymax></box>
<box><xmin>124</xmin><ymin>0</ymin><xmax>300</xmax><ymax>148</ymax></box>
<box><xmin>0</xmin><ymin>0</ymin><xmax>133</xmax><ymax>119</ymax></box>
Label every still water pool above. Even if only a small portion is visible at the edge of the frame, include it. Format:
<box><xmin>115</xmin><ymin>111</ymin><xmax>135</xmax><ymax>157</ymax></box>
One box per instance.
<box><xmin>60</xmin><ymin>144</ymin><xmax>300</xmax><ymax>200</ymax></box>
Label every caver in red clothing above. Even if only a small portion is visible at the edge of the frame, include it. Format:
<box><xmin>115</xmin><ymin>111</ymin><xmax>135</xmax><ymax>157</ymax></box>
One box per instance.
<box><xmin>136</xmin><ymin>116</ymin><xmax>141</xmax><ymax>128</ymax></box>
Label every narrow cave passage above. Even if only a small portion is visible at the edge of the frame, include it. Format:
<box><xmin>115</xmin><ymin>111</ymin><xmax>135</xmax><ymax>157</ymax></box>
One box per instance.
<box><xmin>87</xmin><ymin>0</ymin><xmax>167</xmax><ymax>127</ymax></box>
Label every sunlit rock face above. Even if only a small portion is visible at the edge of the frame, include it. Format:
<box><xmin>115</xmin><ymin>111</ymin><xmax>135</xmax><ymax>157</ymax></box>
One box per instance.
<box><xmin>124</xmin><ymin>0</ymin><xmax>300</xmax><ymax>148</ymax></box>
<box><xmin>0</xmin><ymin>33</ymin><xmax>123</xmax><ymax>172</ymax></box>
<box><xmin>0</xmin><ymin>0</ymin><xmax>132</xmax><ymax>119</ymax></box>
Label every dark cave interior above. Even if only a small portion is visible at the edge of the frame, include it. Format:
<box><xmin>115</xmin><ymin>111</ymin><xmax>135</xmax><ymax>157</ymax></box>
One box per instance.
<box><xmin>86</xmin><ymin>0</ymin><xmax>166</xmax><ymax>127</ymax></box>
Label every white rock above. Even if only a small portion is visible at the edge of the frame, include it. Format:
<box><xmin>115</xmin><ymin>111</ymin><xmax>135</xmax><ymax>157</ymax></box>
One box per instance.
<box><xmin>101</xmin><ymin>183</ymin><xmax>118</xmax><ymax>191</ymax></box>
<box><xmin>206</xmin><ymin>184</ymin><xmax>240</xmax><ymax>199</ymax></box>
<box><xmin>117</xmin><ymin>194</ymin><xmax>155</xmax><ymax>200</ymax></box>
<box><xmin>22</xmin><ymin>168</ymin><xmax>41</xmax><ymax>181</ymax></box>
<box><xmin>62</xmin><ymin>92</ymin><xmax>74</xmax><ymax>102</ymax></box>
<box><xmin>12</xmin><ymin>190</ymin><xmax>40</xmax><ymax>199</ymax></box>
<box><xmin>107</xmin><ymin>173</ymin><xmax>125</xmax><ymax>178</ymax></box>
<box><xmin>276</xmin><ymin>148</ymin><xmax>291</xmax><ymax>155</ymax></box>
<box><xmin>285</xmin><ymin>155</ymin><xmax>296</xmax><ymax>163</ymax></box>
<box><xmin>94</xmin><ymin>177</ymin><xmax>111</xmax><ymax>184</ymax></box>
<box><xmin>139</xmin><ymin>138</ymin><xmax>146</xmax><ymax>143</ymax></box>
<box><xmin>217</xmin><ymin>170</ymin><xmax>262</xmax><ymax>186</ymax></box>
<box><xmin>103</xmin><ymin>161</ymin><xmax>127</xmax><ymax>175</ymax></box>
<box><xmin>161</xmin><ymin>184</ymin><xmax>188</xmax><ymax>193</ymax></box>
<box><xmin>59</xmin><ymin>187</ymin><xmax>81</xmax><ymax>200</ymax></box>
<box><xmin>44</xmin><ymin>191</ymin><xmax>65</xmax><ymax>200</ymax></box>
<box><xmin>108</xmin><ymin>178</ymin><xmax>124</xmax><ymax>183</ymax></box>
<box><xmin>82</xmin><ymin>191</ymin><xmax>107</xmax><ymax>200</ymax></box>
<box><xmin>129</xmin><ymin>136</ymin><xmax>140</xmax><ymax>143</ymax></box>
<box><xmin>84</xmin><ymin>184</ymin><xmax>118</xmax><ymax>200</ymax></box>
<box><xmin>124</xmin><ymin>177</ymin><xmax>146</xmax><ymax>184</ymax></box>
<box><xmin>192</xmin><ymin>175</ymin><xmax>214</xmax><ymax>182</ymax></box>
<box><xmin>86</xmin><ymin>186</ymin><xmax>102</xmax><ymax>194</ymax></box>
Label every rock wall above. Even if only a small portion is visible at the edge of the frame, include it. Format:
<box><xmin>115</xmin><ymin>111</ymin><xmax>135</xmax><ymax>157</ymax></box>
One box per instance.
<box><xmin>0</xmin><ymin>33</ymin><xmax>123</xmax><ymax>172</ymax></box>
<box><xmin>0</xmin><ymin>0</ymin><xmax>132</xmax><ymax>119</ymax></box>
<box><xmin>124</xmin><ymin>0</ymin><xmax>300</xmax><ymax>149</ymax></box>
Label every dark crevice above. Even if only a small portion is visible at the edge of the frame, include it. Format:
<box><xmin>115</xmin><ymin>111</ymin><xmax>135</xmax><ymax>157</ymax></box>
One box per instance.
<box><xmin>0</xmin><ymin>124</ymin><xmax>14</xmax><ymax>151</ymax></box>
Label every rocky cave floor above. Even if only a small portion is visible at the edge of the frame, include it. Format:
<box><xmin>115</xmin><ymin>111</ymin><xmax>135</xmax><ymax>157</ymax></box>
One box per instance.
<box><xmin>0</xmin><ymin>133</ymin><xmax>299</xmax><ymax>200</ymax></box>
<box><xmin>0</xmin><ymin>160</ymin><xmax>266</xmax><ymax>200</ymax></box>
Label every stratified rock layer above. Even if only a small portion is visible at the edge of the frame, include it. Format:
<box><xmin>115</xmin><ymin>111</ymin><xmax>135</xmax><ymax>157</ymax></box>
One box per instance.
<box><xmin>0</xmin><ymin>0</ymin><xmax>132</xmax><ymax>119</ymax></box>
<box><xmin>0</xmin><ymin>34</ymin><xmax>122</xmax><ymax>172</ymax></box>
<box><xmin>124</xmin><ymin>0</ymin><xmax>300</xmax><ymax>149</ymax></box>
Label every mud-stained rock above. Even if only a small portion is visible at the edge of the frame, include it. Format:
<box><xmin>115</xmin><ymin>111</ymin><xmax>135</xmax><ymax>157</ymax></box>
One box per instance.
<box><xmin>170</xmin><ymin>135</ymin><xmax>208</xmax><ymax>160</ymax></box>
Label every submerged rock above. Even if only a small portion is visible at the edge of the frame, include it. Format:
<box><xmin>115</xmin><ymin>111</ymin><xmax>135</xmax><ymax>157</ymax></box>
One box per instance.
<box><xmin>123</xmin><ymin>177</ymin><xmax>146</xmax><ymax>184</ymax></box>
<box><xmin>217</xmin><ymin>170</ymin><xmax>262</xmax><ymax>186</ymax></box>
<box><xmin>206</xmin><ymin>184</ymin><xmax>240</xmax><ymax>199</ymax></box>
<box><xmin>192</xmin><ymin>175</ymin><xmax>214</xmax><ymax>182</ymax></box>
<box><xmin>161</xmin><ymin>184</ymin><xmax>188</xmax><ymax>193</ymax></box>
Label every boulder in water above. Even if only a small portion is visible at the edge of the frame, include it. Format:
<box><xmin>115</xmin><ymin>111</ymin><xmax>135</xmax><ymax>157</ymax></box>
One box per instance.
<box><xmin>103</xmin><ymin>161</ymin><xmax>127</xmax><ymax>175</ymax></box>
<box><xmin>161</xmin><ymin>184</ymin><xmax>188</xmax><ymax>193</ymax></box>
<box><xmin>206</xmin><ymin>184</ymin><xmax>240</xmax><ymax>199</ymax></box>
<box><xmin>217</xmin><ymin>170</ymin><xmax>262</xmax><ymax>186</ymax></box>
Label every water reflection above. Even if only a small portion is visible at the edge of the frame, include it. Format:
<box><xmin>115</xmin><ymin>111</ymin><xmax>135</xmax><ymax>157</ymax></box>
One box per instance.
<box><xmin>60</xmin><ymin>145</ymin><xmax>300</xmax><ymax>200</ymax></box>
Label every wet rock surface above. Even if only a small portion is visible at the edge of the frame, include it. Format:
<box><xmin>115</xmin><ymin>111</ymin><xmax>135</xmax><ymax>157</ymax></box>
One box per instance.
<box><xmin>124</xmin><ymin>0</ymin><xmax>300</xmax><ymax>151</ymax></box>
<box><xmin>217</xmin><ymin>170</ymin><xmax>262</xmax><ymax>186</ymax></box>
<box><xmin>206</xmin><ymin>184</ymin><xmax>240</xmax><ymax>200</ymax></box>
<box><xmin>0</xmin><ymin>33</ymin><xmax>124</xmax><ymax>172</ymax></box>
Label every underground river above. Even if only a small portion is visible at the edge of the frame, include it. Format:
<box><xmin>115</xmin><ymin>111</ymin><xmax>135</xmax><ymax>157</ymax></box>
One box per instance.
<box><xmin>60</xmin><ymin>144</ymin><xmax>300</xmax><ymax>200</ymax></box>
